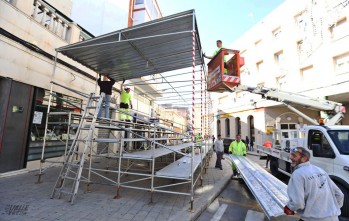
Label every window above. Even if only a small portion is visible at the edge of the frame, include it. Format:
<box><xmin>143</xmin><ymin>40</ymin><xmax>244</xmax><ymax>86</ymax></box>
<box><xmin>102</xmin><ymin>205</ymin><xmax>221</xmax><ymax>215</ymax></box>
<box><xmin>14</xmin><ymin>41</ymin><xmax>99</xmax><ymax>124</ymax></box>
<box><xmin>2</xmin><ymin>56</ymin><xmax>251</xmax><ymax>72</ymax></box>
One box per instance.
<box><xmin>255</xmin><ymin>40</ymin><xmax>262</xmax><ymax>50</ymax></box>
<box><xmin>334</xmin><ymin>53</ymin><xmax>349</xmax><ymax>75</ymax></box>
<box><xmin>28</xmin><ymin>88</ymin><xmax>82</xmax><ymax>161</ymax></box>
<box><xmin>135</xmin><ymin>0</ymin><xmax>144</xmax><ymax>4</ymax></box>
<box><xmin>297</xmin><ymin>40</ymin><xmax>311</xmax><ymax>58</ymax></box>
<box><xmin>257</xmin><ymin>61</ymin><xmax>265</xmax><ymax>74</ymax></box>
<box><xmin>300</xmin><ymin>66</ymin><xmax>314</xmax><ymax>82</ymax></box>
<box><xmin>256</xmin><ymin>60</ymin><xmax>266</xmax><ymax>84</ymax></box>
<box><xmin>276</xmin><ymin>75</ymin><xmax>287</xmax><ymax>89</ymax></box>
<box><xmin>280</xmin><ymin>123</ymin><xmax>298</xmax><ymax>140</ymax></box>
<box><xmin>235</xmin><ymin>117</ymin><xmax>241</xmax><ymax>135</ymax></box>
<box><xmin>297</xmin><ymin>40</ymin><xmax>304</xmax><ymax>54</ymax></box>
<box><xmin>254</xmin><ymin>39</ymin><xmax>262</xmax><ymax>56</ymax></box>
<box><xmin>275</xmin><ymin>51</ymin><xmax>284</xmax><ymax>67</ymax></box>
<box><xmin>328</xmin><ymin>130</ymin><xmax>349</xmax><ymax>155</ymax></box>
<box><xmin>281</xmin><ymin>124</ymin><xmax>296</xmax><ymax>130</ymax></box>
<box><xmin>225</xmin><ymin>118</ymin><xmax>230</xmax><ymax>137</ymax></box>
<box><xmin>274</xmin><ymin>51</ymin><xmax>285</xmax><ymax>76</ymax></box>
<box><xmin>294</xmin><ymin>11</ymin><xmax>307</xmax><ymax>31</ymax></box>
<box><xmin>297</xmin><ymin>40</ymin><xmax>313</xmax><ymax>61</ymax></box>
<box><xmin>248</xmin><ymin>115</ymin><xmax>255</xmax><ymax>145</ymax></box>
<box><xmin>255</xmin><ymin>39</ymin><xmax>262</xmax><ymax>46</ymax></box>
<box><xmin>272</xmin><ymin>27</ymin><xmax>282</xmax><ymax>40</ymax></box>
<box><xmin>308</xmin><ymin>130</ymin><xmax>335</xmax><ymax>158</ymax></box>
<box><xmin>282</xmin><ymin>131</ymin><xmax>289</xmax><ymax>138</ymax></box>
<box><xmin>217</xmin><ymin>120</ymin><xmax>221</xmax><ymax>136</ymax></box>
<box><xmin>331</xmin><ymin>17</ymin><xmax>348</xmax><ymax>39</ymax></box>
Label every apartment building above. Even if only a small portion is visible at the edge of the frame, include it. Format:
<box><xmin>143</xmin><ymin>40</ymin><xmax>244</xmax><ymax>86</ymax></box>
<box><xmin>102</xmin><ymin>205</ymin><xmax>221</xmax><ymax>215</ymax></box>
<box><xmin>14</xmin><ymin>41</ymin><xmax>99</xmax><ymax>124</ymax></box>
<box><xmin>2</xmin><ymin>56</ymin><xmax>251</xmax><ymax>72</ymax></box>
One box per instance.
<box><xmin>1</xmin><ymin>0</ymin><xmax>96</xmax><ymax>173</ymax></box>
<box><xmin>213</xmin><ymin>0</ymin><xmax>349</xmax><ymax>145</ymax></box>
<box><xmin>0</xmin><ymin>0</ymin><xmax>188</xmax><ymax>173</ymax></box>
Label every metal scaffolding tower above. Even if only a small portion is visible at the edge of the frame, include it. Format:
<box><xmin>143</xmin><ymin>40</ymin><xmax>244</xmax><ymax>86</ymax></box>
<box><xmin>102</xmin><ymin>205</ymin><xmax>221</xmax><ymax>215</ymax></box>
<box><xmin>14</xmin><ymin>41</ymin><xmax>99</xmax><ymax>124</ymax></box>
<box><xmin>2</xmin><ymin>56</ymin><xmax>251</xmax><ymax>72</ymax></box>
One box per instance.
<box><xmin>39</xmin><ymin>10</ymin><xmax>213</xmax><ymax>209</ymax></box>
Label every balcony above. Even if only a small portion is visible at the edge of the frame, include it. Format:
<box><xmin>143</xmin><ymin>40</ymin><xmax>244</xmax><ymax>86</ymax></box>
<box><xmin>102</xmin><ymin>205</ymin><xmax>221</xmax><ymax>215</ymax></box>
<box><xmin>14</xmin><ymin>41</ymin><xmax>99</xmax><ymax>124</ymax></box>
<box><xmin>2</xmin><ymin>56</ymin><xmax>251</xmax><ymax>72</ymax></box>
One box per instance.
<box><xmin>0</xmin><ymin>0</ymin><xmax>96</xmax><ymax>94</ymax></box>
<box><xmin>1</xmin><ymin>0</ymin><xmax>93</xmax><ymax>49</ymax></box>
<box><xmin>31</xmin><ymin>0</ymin><xmax>71</xmax><ymax>41</ymax></box>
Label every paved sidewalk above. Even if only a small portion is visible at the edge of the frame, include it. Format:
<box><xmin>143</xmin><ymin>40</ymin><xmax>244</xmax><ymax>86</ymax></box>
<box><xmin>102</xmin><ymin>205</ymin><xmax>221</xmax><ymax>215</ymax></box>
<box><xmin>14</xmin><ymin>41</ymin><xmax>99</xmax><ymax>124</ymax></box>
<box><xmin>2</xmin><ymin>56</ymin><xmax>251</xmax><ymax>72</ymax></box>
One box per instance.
<box><xmin>0</xmin><ymin>154</ymin><xmax>233</xmax><ymax>221</ymax></box>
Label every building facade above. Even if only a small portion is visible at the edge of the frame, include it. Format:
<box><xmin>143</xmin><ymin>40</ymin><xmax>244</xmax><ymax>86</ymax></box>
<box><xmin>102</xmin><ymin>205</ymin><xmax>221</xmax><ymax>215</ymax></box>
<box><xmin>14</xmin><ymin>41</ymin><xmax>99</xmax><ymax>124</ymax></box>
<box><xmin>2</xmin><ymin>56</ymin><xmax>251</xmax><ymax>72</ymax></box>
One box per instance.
<box><xmin>0</xmin><ymin>0</ymin><xmax>189</xmax><ymax>173</ymax></box>
<box><xmin>213</xmin><ymin>0</ymin><xmax>349</xmax><ymax>146</ymax></box>
<box><xmin>1</xmin><ymin>0</ymin><xmax>98</xmax><ymax>172</ymax></box>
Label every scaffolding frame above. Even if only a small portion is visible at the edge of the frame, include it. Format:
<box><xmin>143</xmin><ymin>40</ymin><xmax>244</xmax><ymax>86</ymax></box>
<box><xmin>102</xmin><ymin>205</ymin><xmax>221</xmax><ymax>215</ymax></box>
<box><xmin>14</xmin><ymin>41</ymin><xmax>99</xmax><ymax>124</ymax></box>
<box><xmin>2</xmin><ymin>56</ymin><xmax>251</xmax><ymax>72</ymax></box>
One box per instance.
<box><xmin>38</xmin><ymin>10</ymin><xmax>214</xmax><ymax>209</ymax></box>
<box><xmin>44</xmin><ymin>83</ymin><xmax>211</xmax><ymax>208</ymax></box>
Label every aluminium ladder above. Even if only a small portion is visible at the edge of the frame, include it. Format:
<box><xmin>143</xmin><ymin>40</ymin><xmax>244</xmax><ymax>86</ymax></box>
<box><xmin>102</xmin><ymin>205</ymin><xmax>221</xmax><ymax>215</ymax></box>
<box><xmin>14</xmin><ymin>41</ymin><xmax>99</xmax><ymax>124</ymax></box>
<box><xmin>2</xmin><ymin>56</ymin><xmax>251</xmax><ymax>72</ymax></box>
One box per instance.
<box><xmin>51</xmin><ymin>93</ymin><xmax>104</xmax><ymax>204</ymax></box>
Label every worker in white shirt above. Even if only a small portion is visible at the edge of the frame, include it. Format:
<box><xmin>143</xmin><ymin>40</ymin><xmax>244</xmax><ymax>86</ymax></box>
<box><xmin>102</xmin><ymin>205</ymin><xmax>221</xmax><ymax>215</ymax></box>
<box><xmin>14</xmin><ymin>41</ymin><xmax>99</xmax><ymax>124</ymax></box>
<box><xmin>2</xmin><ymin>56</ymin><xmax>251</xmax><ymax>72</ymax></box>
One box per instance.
<box><xmin>214</xmin><ymin>134</ymin><xmax>224</xmax><ymax>170</ymax></box>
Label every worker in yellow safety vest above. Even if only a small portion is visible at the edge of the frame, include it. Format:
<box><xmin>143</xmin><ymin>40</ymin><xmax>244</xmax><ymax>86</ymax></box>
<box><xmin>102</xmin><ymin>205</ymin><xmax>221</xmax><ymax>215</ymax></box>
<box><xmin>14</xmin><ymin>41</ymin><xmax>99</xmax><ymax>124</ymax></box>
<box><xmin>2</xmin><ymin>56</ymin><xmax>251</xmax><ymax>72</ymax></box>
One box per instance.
<box><xmin>195</xmin><ymin>133</ymin><xmax>202</xmax><ymax>144</ymax></box>
<box><xmin>203</xmin><ymin>40</ymin><xmax>227</xmax><ymax>63</ymax></box>
<box><xmin>229</xmin><ymin>134</ymin><xmax>247</xmax><ymax>177</ymax></box>
<box><xmin>203</xmin><ymin>40</ymin><xmax>227</xmax><ymax>72</ymax></box>
<box><xmin>120</xmin><ymin>80</ymin><xmax>133</xmax><ymax>121</ymax></box>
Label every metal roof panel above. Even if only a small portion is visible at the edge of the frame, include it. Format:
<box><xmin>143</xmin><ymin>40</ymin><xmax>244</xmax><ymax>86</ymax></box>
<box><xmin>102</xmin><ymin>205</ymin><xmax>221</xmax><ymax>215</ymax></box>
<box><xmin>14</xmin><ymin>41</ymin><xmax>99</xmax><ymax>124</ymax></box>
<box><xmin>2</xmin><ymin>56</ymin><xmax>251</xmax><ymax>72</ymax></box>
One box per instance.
<box><xmin>57</xmin><ymin>10</ymin><xmax>204</xmax><ymax>82</ymax></box>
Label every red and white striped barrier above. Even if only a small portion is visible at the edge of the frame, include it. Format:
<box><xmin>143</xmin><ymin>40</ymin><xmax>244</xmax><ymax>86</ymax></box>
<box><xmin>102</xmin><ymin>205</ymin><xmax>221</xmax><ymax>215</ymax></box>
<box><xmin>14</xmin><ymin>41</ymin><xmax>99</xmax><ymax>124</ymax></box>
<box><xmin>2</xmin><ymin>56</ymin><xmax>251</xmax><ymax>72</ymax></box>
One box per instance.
<box><xmin>222</xmin><ymin>75</ymin><xmax>240</xmax><ymax>83</ymax></box>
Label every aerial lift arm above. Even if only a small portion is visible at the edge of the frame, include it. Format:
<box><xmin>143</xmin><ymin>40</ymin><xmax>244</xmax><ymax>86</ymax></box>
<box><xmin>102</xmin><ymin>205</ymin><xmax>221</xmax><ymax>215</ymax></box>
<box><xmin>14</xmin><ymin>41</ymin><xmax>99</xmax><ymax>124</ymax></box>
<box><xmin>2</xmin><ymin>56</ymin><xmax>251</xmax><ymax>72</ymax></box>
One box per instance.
<box><xmin>234</xmin><ymin>85</ymin><xmax>346</xmax><ymax>126</ymax></box>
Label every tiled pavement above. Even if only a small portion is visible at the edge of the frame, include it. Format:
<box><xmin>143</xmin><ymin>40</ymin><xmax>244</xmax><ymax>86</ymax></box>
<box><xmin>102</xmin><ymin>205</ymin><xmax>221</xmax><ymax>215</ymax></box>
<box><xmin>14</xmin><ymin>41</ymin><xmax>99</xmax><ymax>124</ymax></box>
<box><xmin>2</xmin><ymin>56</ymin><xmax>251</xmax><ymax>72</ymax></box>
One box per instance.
<box><xmin>0</xmin><ymin>153</ymin><xmax>233</xmax><ymax>221</ymax></box>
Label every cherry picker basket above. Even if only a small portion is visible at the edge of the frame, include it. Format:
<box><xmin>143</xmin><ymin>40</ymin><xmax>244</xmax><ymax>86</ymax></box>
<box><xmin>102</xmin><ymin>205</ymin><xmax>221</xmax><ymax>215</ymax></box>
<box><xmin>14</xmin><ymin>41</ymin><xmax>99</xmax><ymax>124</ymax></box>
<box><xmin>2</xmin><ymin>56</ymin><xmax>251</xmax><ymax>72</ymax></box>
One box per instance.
<box><xmin>207</xmin><ymin>49</ymin><xmax>244</xmax><ymax>92</ymax></box>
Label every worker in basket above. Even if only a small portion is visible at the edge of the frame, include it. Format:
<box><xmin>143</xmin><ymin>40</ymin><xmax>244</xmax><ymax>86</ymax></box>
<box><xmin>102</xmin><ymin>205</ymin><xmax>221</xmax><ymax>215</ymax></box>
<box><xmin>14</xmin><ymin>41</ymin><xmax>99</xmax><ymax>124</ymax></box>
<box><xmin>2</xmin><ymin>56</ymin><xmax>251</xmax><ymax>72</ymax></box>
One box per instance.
<box><xmin>203</xmin><ymin>40</ymin><xmax>228</xmax><ymax>71</ymax></box>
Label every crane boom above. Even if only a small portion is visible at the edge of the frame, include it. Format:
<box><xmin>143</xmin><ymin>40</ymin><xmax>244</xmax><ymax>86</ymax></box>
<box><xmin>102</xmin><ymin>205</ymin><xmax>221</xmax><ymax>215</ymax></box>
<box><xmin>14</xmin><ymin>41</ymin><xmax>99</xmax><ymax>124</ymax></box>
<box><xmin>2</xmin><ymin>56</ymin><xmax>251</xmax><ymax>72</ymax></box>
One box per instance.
<box><xmin>234</xmin><ymin>85</ymin><xmax>346</xmax><ymax>126</ymax></box>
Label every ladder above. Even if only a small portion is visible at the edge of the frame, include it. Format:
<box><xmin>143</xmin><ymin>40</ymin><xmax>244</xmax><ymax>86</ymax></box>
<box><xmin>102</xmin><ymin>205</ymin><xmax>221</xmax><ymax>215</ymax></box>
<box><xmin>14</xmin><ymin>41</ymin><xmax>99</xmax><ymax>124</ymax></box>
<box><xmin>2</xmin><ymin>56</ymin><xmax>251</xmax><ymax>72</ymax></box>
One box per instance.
<box><xmin>51</xmin><ymin>93</ymin><xmax>104</xmax><ymax>204</ymax></box>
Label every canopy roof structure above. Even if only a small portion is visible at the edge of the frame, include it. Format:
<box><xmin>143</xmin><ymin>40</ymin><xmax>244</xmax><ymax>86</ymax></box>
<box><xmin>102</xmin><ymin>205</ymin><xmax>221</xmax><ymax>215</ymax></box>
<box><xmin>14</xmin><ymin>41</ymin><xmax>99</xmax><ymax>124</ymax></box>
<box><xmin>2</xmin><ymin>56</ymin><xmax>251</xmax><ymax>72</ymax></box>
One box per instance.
<box><xmin>57</xmin><ymin>10</ymin><xmax>204</xmax><ymax>82</ymax></box>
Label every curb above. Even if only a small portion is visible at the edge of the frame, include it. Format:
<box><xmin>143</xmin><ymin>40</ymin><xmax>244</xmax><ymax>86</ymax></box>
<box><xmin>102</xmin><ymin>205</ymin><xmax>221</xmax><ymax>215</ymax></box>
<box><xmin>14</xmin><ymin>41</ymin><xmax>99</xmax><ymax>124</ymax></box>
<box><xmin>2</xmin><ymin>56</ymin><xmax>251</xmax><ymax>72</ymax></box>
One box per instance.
<box><xmin>190</xmin><ymin>162</ymin><xmax>233</xmax><ymax>221</ymax></box>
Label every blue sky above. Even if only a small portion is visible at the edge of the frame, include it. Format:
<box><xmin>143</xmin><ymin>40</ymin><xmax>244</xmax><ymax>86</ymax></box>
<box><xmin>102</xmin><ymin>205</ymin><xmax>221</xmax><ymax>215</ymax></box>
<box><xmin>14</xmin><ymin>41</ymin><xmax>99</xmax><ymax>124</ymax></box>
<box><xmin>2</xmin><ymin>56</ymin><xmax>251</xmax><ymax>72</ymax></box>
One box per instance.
<box><xmin>157</xmin><ymin>0</ymin><xmax>285</xmax><ymax>54</ymax></box>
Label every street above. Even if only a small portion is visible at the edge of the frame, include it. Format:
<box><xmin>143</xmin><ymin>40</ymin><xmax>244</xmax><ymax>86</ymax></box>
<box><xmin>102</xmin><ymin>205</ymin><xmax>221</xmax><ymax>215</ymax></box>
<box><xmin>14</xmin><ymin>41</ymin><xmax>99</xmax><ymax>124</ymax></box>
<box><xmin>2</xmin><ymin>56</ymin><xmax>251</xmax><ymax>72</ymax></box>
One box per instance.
<box><xmin>196</xmin><ymin>154</ymin><xmax>349</xmax><ymax>221</ymax></box>
<box><xmin>196</xmin><ymin>178</ymin><xmax>298</xmax><ymax>221</ymax></box>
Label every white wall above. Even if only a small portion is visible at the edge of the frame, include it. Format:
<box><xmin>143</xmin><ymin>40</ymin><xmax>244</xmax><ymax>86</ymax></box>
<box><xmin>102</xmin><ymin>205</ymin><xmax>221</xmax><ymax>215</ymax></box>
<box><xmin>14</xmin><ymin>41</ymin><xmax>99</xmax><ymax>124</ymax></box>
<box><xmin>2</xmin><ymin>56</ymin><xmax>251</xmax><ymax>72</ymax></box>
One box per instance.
<box><xmin>212</xmin><ymin>0</ymin><xmax>349</xmax><ymax>140</ymax></box>
<box><xmin>230</xmin><ymin>0</ymin><xmax>349</xmax><ymax>97</ymax></box>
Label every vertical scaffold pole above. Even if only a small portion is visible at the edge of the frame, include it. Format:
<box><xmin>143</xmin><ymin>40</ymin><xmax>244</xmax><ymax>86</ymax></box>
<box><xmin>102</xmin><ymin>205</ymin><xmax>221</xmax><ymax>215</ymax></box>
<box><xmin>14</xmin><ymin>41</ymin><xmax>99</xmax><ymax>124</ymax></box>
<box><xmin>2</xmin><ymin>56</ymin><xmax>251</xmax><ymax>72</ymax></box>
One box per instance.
<box><xmin>200</xmin><ymin>66</ymin><xmax>204</xmax><ymax>185</ymax></box>
<box><xmin>201</xmin><ymin>67</ymin><xmax>203</xmax><ymax>138</ymax></box>
<box><xmin>114</xmin><ymin>138</ymin><xmax>123</xmax><ymax>199</ymax></box>
<box><xmin>150</xmin><ymin>122</ymin><xmax>157</xmax><ymax>204</ymax></box>
<box><xmin>37</xmin><ymin>51</ymin><xmax>58</xmax><ymax>184</ymax></box>
<box><xmin>205</xmin><ymin>75</ymin><xmax>210</xmax><ymax>170</ymax></box>
<box><xmin>190</xmin><ymin>17</ymin><xmax>196</xmax><ymax>211</ymax></box>
<box><xmin>204</xmin><ymin>70</ymin><xmax>207</xmax><ymax>143</ymax></box>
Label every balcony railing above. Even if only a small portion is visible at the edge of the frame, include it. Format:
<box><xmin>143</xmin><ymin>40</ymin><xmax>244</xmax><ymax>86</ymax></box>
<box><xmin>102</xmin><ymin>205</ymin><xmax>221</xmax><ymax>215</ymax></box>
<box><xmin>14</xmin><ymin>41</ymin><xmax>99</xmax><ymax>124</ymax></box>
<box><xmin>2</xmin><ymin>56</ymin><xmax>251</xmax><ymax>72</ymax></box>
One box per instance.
<box><xmin>31</xmin><ymin>0</ymin><xmax>71</xmax><ymax>41</ymax></box>
<box><xmin>30</xmin><ymin>0</ymin><xmax>93</xmax><ymax>43</ymax></box>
